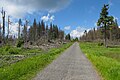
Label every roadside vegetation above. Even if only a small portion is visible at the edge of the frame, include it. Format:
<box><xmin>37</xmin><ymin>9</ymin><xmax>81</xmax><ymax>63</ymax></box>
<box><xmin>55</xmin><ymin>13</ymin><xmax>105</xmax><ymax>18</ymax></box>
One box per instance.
<box><xmin>0</xmin><ymin>5</ymin><xmax>72</xmax><ymax>80</ymax></box>
<box><xmin>0</xmin><ymin>42</ymin><xmax>72</xmax><ymax>80</ymax></box>
<box><xmin>80</xmin><ymin>42</ymin><xmax>120</xmax><ymax>80</ymax></box>
<box><xmin>79</xmin><ymin>4</ymin><xmax>120</xmax><ymax>80</ymax></box>
<box><xmin>80</xmin><ymin>4</ymin><xmax>120</xmax><ymax>47</ymax></box>
<box><xmin>0</xmin><ymin>45</ymin><xmax>42</xmax><ymax>68</ymax></box>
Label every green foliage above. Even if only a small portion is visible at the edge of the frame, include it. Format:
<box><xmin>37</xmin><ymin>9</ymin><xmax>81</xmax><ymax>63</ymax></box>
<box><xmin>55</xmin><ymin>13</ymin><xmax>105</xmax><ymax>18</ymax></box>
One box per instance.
<box><xmin>9</xmin><ymin>48</ymin><xmax>19</xmax><ymax>54</ymax></box>
<box><xmin>98</xmin><ymin>42</ymin><xmax>104</xmax><ymax>46</ymax></box>
<box><xmin>1</xmin><ymin>46</ymin><xmax>21</xmax><ymax>55</ymax></box>
<box><xmin>0</xmin><ymin>43</ymin><xmax>72</xmax><ymax>80</ymax></box>
<box><xmin>48</xmin><ymin>23</ymin><xmax>60</xmax><ymax>40</ymax></box>
<box><xmin>97</xmin><ymin>4</ymin><xmax>114</xmax><ymax>47</ymax></box>
<box><xmin>65</xmin><ymin>33</ymin><xmax>71</xmax><ymax>40</ymax></box>
<box><xmin>17</xmin><ymin>40</ymin><xmax>24</xmax><ymax>47</ymax></box>
<box><xmin>4</xmin><ymin>45</ymin><xmax>11</xmax><ymax>51</ymax></box>
<box><xmin>23</xmin><ymin>24</ymin><xmax>27</xmax><ymax>42</ymax></box>
<box><xmin>71</xmin><ymin>37</ymin><xmax>79</xmax><ymax>42</ymax></box>
<box><xmin>18</xmin><ymin>19</ymin><xmax>22</xmax><ymax>39</ymax></box>
<box><xmin>0</xmin><ymin>47</ymin><xmax>42</xmax><ymax>68</ymax></box>
<box><xmin>29</xmin><ymin>19</ymin><xmax>64</xmax><ymax>42</ymax></box>
<box><xmin>0</xmin><ymin>45</ymin><xmax>42</xmax><ymax>55</ymax></box>
<box><xmin>0</xmin><ymin>45</ymin><xmax>12</xmax><ymax>55</ymax></box>
<box><xmin>80</xmin><ymin>42</ymin><xmax>120</xmax><ymax>80</ymax></box>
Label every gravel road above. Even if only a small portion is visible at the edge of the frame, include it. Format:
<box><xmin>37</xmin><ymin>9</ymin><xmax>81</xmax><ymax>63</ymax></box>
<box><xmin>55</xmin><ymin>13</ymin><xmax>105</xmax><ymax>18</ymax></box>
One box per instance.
<box><xmin>34</xmin><ymin>42</ymin><xmax>101</xmax><ymax>80</ymax></box>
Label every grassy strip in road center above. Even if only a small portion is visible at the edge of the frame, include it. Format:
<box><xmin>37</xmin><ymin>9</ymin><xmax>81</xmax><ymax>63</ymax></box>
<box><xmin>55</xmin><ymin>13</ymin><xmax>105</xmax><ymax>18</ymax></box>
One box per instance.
<box><xmin>0</xmin><ymin>43</ymin><xmax>73</xmax><ymax>80</ymax></box>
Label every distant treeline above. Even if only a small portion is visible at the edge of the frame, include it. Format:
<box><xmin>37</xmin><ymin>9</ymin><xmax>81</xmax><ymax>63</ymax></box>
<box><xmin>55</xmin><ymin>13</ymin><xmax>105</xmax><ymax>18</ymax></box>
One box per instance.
<box><xmin>80</xmin><ymin>4</ymin><xmax>120</xmax><ymax>46</ymax></box>
<box><xmin>0</xmin><ymin>7</ymin><xmax>66</xmax><ymax>46</ymax></box>
<box><xmin>22</xmin><ymin>19</ymin><xmax>65</xmax><ymax>43</ymax></box>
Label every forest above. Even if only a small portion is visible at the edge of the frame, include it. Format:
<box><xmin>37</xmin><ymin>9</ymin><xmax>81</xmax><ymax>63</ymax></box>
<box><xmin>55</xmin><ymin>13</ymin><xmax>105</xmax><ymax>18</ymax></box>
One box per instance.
<box><xmin>80</xmin><ymin>4</ymin><xmax>120</xmax><ymax>47</ymax></box>
<box><xmin>0</xmin><ymin>7</ymin><xmax>72</xmax><ymax>50</ymax></box>
<box><xmin>0</xmin><ymin>1</ymin><xmax>120</xmax><ymax>80</ymax></box>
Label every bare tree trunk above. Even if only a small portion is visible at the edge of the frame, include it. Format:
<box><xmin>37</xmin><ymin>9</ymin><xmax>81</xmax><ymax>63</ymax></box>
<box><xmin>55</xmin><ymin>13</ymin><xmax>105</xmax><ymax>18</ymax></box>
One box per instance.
<box><xmin>2</xmin><ymin>10</ymin><xmax>6</xmax><ymax>44</ymax></box>
<box><xmin>7</xmin><ymin>16</ymin><xmax>10</xmax><ymax>40</ymax></box>
<box><xmin>110</xmin><ymin>30</ymin><xmax>112</xmax><ymax>41</ymax></box>
<box><xmin>0</xmin><ymin>22</ymin><xmax>2</xmax><ymax>44</ymax></box>
<box><xmin>18</xmin><ymin>24</ymin><xmax>20</xmax><ymax>39</ymax></box>
<box><xmin>104</xmin><ymin>24</ymin><xmax>107</xmax><ymax>47</ymax></box>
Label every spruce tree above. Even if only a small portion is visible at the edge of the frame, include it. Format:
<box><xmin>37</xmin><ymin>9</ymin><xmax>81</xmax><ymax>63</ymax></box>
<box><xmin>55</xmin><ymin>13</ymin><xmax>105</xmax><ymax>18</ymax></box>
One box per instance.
<box><xmin>97</xmin><ymin>4</ymin><xmax>114</xmax><ymax>47</ymax></box>
<box><xmin>18</xmin><ymin>19</ymin><xmax>22</xmax><ymax>39</ymax></box>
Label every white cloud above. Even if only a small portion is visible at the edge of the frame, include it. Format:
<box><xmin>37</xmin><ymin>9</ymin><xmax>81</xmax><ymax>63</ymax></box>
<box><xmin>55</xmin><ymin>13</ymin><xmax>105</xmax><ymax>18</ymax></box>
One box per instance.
<box><xmin>70</xmin><ymin>30</ymin><xmax>83</xmax><ymax>38</ymax></box>
<box><xmin>41</xmin><ymin>14</ymin><xmax>49</xmax><ymax>22</ymax></box>
<box><xmin>64</xmin><ymin>26</ymin><xmax>71</xmax><ymax>30</ymax></box>
<box><xmin>49</xmin><ymin>15</ymin><xmax>55</xmax><ymax>22</ymax></box>
<box><xmin>9</xmin><ymin>23</ymin><xmax>19</xmax><ymax>37</ymax></box>
<box><xmin>119</xmin><ymin>26</ymin><xmax>120</xmax><ymax>28</ymax></box>
<box><xmin>9</xmin><ymin>22</ymin><xmax>30</xmax><ymax>38</ymax></box>
<box><xmin>70</xmin><ymin>26</ymin><xmax>90</xmax><ymax>38</ymax></box>
<box><xmin>41</xmin><ymin>13</ymin><xmax>55</xmax><ymax>22</ymax></box>
<box><xmin>0</xmin><ymin>0</ymin><xmax>71</xmax><ymax>18</ymax></box>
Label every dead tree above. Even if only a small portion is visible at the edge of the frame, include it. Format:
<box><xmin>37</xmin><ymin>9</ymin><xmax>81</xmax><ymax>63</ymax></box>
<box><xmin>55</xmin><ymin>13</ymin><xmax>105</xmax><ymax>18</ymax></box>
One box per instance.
<box><xmin>24</xmin><ymin>19</ymin><xmax>29</xmax><ymax>43</ymax></box>
<box><xmin>0</xmin><ymin>22</ymin><xmax>2</xmax><ymax>44</ymax></box>
<box><xmin>7</xmin><ymin>16</ymin><xmax>10</xmax><ymax>39</ymax></box>
<box><xmin>1</xmin><ymin>7</ymin><xmax>6</xmax><ymax>44</ymax></box>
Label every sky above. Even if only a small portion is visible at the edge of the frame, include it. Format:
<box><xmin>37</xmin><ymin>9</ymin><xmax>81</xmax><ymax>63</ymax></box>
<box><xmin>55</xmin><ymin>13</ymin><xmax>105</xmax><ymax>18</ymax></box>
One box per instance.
<box><xmin>0</xmin><ymin>0</ymin><xmax>120</xmax><ymax>38</ymax></box>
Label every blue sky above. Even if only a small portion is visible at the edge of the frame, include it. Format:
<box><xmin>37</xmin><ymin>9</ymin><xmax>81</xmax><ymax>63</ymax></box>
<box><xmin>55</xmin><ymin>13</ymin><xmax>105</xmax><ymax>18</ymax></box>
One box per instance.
<box><xmin>0</xmin><ymin>0</ymin><xmax>120</xmax><ymax>38</ymax></box>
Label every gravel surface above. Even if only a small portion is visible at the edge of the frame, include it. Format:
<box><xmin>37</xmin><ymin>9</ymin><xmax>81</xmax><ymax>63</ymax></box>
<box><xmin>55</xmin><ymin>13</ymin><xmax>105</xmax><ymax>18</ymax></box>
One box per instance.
<box><xmin>34</xmin><ymin>42</ymin><xmax>101</xmax><ymax>80</ymax></box>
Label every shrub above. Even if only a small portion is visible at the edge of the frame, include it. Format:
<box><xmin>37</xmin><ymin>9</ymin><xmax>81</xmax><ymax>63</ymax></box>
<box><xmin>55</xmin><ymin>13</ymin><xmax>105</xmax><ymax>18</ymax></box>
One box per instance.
<box><xmin>17</xmin><ymin>40</ymin><xmax>24</xmax><ymax>47</ymax></box>
<box><xmin>80</xmin><ymin>42</ymin><xmax>120</xmax><ymax>80</ymax></box>
<box><xmin>0</xmin><ymin>42</ymin><xmax>72</xmax><ymax>80</ymax></box>
<box><xmin>9</xmin><ymin>48</ymin><xmax>19</xmax><ymax>54</ymax></box>
<box><xmin>5</xmin><ymin>45</ymin><xmax>11</xmax><ymax>51</ymax></box>
<box><xmin>98</xmin><ymin>42</ymin><xmax>104</xmax><ymax>46</ymax></box>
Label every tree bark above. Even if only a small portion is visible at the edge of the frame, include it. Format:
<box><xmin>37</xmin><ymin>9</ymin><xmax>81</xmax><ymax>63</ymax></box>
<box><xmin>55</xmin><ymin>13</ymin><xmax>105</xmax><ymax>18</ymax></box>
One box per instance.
<box><xmin>104</xmin><ymin>24</ymin><xmax>107</xmax><ymax>47</ymax></box>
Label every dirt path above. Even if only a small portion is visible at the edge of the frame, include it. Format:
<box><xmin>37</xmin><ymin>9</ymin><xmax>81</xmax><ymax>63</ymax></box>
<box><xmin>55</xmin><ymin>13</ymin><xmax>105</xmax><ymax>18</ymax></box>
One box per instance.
<box><xmin>34</xmin><ymin>42</ymin><xmax>101</xmax><ymax>80</ymax></box>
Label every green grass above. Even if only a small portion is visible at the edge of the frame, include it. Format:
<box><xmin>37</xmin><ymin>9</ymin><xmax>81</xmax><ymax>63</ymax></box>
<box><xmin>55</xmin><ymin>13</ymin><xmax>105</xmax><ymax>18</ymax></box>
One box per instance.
<box><xmin>0</xmin><ymin>45</ymin><xmax>42</xmax><ymax>55</ymax></box>
<box><xmin>80</xmin><ymin>42</ymin><xmax>120</xmax><ymax>80</ymax></box>
<box><xmin>0</xmin><ymin>46</ymin><xmax>43</xmax><ymax>68</ymax></box>
<box><xmin>0</xmin><ymin>43</ymin><xmax>72</xmax><ymax>80</ymax></box>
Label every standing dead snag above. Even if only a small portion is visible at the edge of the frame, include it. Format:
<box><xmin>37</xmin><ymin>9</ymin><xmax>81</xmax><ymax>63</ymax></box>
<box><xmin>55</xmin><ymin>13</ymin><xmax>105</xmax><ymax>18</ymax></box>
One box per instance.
<box><xmin>7</xmin><ymin>16</ymin><xmax>11</xmax><ymax>39</ymax></box>
<box><xmin>24</xmin><ymin>19</ymin><xmax>29</xmax><ymax>43</ymax></box>
<box><xmin>0</xmin><ymin>22</ymin><xmax>2</xmax><ymax>43</ymax></box>
<box><xmin>1</xmin><ymin>7</ymin><xmax>6</xmax><ymax>44</ymax></box>
<box><xmin>18</xmin><ymin>19</ymin><xmax>22</xmax><ymax>39</ymax></box>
